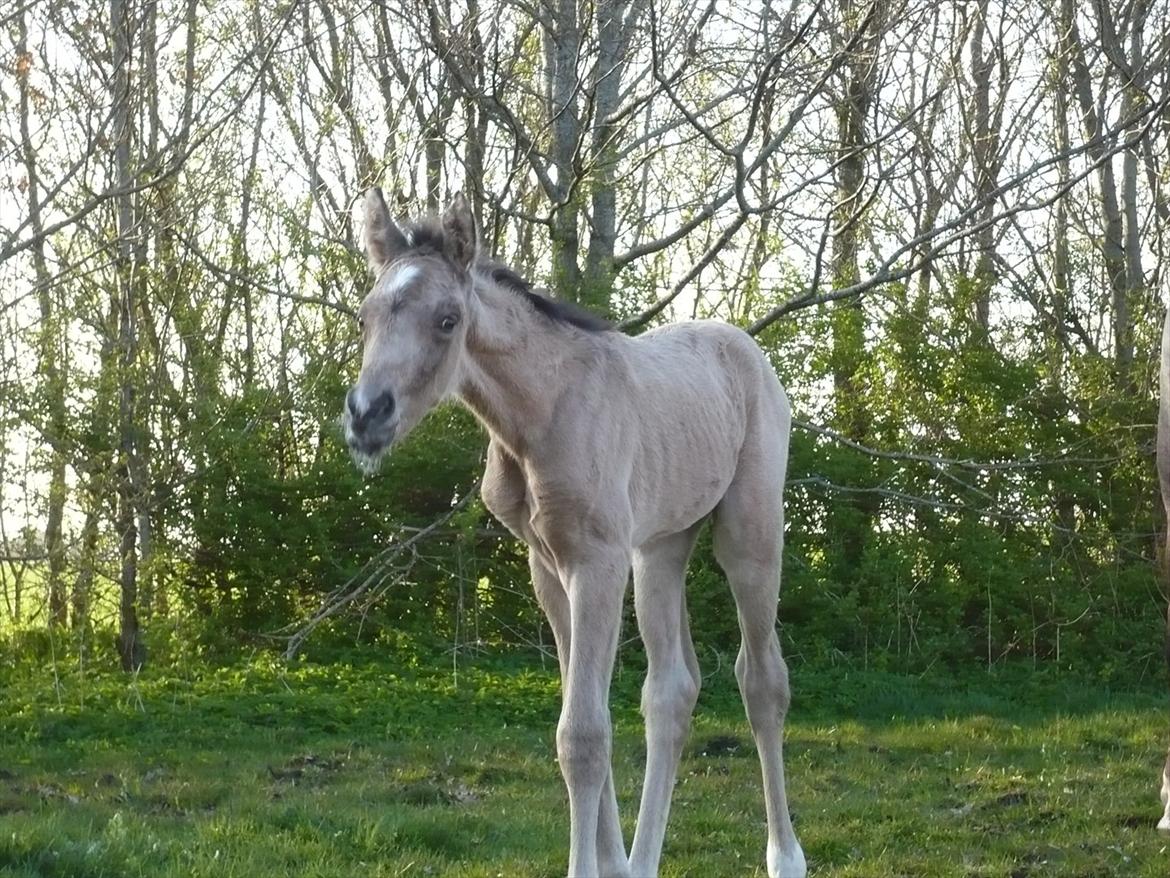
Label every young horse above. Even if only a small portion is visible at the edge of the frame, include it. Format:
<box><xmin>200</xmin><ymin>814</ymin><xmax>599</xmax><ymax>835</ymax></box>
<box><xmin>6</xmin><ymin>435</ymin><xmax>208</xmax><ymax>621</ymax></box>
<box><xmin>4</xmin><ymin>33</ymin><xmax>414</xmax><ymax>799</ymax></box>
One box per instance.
<box><xmin>343</xmin><ymin>190</ymin><xmax>807</xmax><ymax>878</ymax></box>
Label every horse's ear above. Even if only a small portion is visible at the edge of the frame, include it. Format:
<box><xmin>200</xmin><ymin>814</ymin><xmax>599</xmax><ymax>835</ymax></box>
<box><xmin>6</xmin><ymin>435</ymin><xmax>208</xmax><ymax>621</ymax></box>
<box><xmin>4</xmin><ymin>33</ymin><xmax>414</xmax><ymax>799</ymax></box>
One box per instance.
<box><xmin>364</xmin><ymin>188</ymin><xmax>408</xmax><ymax>273</ymax></box>
<box><xmin>440</xmin><ymin>192</ymin><xmax>477</xmax><ymax>271</ymax></box>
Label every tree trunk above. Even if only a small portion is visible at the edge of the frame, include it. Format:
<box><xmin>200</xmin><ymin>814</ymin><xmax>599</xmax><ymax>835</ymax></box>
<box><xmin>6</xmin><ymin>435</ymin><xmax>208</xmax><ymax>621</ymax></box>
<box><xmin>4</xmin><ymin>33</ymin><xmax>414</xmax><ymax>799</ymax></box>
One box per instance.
<box><xmin>463</xmin><ymin>0</ymin><xmax>487</xmax><ymax>228</ymax></box>
<box><xmin>1062</xmin><ymin>0</ymin><xmax>1131</xmax><ymax>380</ymax></box>
<box><xmin>112</xmin><ymin>0</ymin><xmax>144</xmax><ymax>672</ymax></box>
<box><xmin>545</xmin><ymin>0</ymin><xmax>583</xmax><ymax>298</ymax></box>
<box><xmin>1118</xmin><ymin>2</ymin><xmax>1147</xmax><ymax>386</ymax></box>
<box><xmin>825</xmin><ymin>0</ymin><xmax>886</xmax><ymax>633</ymax></box>
<box><xmin>1048</xmin><ymin>12</ymin><xmax>1077</xmax><ymax>551</ymax></box>
<box><xmin>70</xmin><ymin>491</ymin><xmax>101</xmax><ymax>630</ymax></box>
<box><xmin>17</xmin><ymin>11</ymin><xmax>69</xmax><ymax>627</ymax></box>
<box><xmin>969</xmin><ymin>0</ymin><xmax>1000</xmax><ymax>335</ymax></box>
<box><xmin>582</xmin><ymin>0</ymin><xmax>633</xmax><ymax>313</ymax></box>
<box><xmin>832</xmin><ymin>0</ymin><xmax>875</xmax><ymax>396</ymax></box>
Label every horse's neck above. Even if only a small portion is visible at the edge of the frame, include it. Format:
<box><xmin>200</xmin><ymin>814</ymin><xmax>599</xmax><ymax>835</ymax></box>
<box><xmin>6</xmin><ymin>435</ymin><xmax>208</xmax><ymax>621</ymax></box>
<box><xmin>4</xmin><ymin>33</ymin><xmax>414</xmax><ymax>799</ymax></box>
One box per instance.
<box><xmin>457</xmin><ymin>281</ymin><xmax>582</xmax><ymax>457</ymax></box>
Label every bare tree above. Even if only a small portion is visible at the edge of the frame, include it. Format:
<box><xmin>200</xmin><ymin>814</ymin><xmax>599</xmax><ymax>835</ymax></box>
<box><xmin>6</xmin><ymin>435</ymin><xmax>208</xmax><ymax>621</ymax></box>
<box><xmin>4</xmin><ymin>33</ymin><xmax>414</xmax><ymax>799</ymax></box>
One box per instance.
<box><xmin>15</xmin><ymin>10</ymin><xmax>68</xmax><ymax>626</ymax></box>
<box><xmin>110</xmin><ymin>0</ymin><xmax>145</xmax><ymax>671</ymax></box>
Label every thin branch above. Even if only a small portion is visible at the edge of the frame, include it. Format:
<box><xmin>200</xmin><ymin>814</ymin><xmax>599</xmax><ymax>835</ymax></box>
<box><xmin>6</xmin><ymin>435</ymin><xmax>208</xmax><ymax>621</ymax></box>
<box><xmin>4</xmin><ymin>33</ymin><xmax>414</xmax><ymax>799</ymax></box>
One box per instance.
<box><xmin>747</xmin><ymin>93</ymin><xmax>1170</xmax><ymax>335</ymax></box>
<box><xmin>280</xmin><ymin>482</ymin><xmax>481</xmax><ymax>659</ymax></box>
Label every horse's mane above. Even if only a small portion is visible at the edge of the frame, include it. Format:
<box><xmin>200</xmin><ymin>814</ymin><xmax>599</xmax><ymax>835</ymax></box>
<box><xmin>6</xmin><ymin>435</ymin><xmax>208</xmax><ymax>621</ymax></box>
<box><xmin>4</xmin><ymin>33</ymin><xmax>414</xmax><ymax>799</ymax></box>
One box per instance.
<box><xmin>399</xmin><ymin>217</ymin><xmax>613</xmax><ymax>333</ymax></box>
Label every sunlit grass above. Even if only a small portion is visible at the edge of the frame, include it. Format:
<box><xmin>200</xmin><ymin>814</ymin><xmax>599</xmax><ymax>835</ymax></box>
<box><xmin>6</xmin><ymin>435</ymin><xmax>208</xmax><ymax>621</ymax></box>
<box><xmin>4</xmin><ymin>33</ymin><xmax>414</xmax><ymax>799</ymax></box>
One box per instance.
<box><xmin>0</xmin><ymin>651</ymin><xmax>1167</xmax><ymax>876</ymax></box>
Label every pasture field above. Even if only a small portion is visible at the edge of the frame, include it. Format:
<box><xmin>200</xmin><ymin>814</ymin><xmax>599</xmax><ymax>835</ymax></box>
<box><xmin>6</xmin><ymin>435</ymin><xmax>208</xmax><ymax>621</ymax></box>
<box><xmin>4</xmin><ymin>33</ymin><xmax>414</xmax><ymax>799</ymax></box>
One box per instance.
<box><xmin>0</xmin><ymin>649</ymin><xmax>1167</xmax><ymax>877</ymax></box>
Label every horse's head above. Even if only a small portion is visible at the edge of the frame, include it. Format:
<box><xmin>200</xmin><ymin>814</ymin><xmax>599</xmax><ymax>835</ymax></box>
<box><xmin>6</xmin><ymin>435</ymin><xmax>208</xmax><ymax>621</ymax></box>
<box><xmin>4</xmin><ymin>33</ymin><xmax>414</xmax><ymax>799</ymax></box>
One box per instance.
<box><xmin>344</xmin><ymin>190</ymin><xmax>477</xmax><ymax>471</ymax></box>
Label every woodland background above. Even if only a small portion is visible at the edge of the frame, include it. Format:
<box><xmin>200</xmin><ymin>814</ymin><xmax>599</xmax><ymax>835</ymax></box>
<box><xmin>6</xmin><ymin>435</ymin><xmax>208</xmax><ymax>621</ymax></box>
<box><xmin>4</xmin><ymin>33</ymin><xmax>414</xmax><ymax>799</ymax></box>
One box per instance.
<box><xmin>2</xmin><ymin>0</ymin><xmax>1169</xmax><ymax>677</ymax></box>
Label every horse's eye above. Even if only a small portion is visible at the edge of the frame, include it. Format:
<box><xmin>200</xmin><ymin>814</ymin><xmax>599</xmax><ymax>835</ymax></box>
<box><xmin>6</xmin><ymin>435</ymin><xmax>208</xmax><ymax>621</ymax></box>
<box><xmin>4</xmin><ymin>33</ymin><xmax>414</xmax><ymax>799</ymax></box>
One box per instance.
<box><xmin>439</xmin><ymin>314</ymin><xmax>459</xmax><ymax>333</ymax></box>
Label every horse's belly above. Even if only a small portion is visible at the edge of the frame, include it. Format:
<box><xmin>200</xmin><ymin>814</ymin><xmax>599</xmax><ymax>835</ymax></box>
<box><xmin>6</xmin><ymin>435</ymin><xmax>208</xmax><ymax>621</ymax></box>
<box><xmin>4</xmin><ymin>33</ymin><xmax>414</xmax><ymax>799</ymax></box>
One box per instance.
<box><xmin>632</xmin><ymin>476</ymin><xmax>733</xmax><ymax>545</ymax></box>
<box><xmin>629</xmin><ymin>426</ymin><xmax>740</xmax><ymax>545</ymax></box>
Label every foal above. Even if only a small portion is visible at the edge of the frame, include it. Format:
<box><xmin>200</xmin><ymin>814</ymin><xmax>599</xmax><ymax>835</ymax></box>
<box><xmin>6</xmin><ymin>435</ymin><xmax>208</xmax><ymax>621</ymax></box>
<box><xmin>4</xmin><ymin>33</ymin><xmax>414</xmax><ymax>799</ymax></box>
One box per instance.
<box><xmin>344</xmin><ymin>190</ymin><xmax>807</xmax><ymax>878</ymax></box>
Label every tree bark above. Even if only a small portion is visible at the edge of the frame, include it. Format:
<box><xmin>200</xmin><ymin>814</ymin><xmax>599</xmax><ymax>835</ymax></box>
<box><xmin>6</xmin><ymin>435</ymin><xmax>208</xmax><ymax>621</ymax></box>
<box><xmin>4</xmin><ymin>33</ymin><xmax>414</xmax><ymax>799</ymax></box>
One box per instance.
<box><xmin>582</xmin><ymin>0</ymin><xmax>635</xmax><ymax>312</ymax></box>
<box><xmin>1118</xmin><ymin>1</ymin><xmax>1147</xmax><ymax>386</ymax></box>
<box><xmin>545</xmin><ymin>0</ymin><xmax>583</xmax><ymax>298</ymax></box>
<box><xmin>112</xmin><ymin>0</ymin><xmax>144</xmax><ymax>672</ymax></box>
<box><xmin>1062</xmin><ymin>0</ymin><xmax>1131</xmax><ymax>379</ymax></box>
<box><xmin>830</xmin><ymin>0</ymin><xmax>879</xmax><ymax>575</ymax></box>
<box><xmin>17</xmin><ymin>11</ymin><xmax>69</xmax><ymax>627</ymax></box>
<box><xmin>70</xmin><ymin>490</ymin><xmax>101</xmax><ymax>630</ymax></box>
<box><xmin>462</xmin><ymin>0</ymin><xmax>487</xmax><ymax>227</ymax></box>
<box><xmin>969</xmin><ymin>0</ymin><xmax>1000</xmax><ymax>334</ymax></box>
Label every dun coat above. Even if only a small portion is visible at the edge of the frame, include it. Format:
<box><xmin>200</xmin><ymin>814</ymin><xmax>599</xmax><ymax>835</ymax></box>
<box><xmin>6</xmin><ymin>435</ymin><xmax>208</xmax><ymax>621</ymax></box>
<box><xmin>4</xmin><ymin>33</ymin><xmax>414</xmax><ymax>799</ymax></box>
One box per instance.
<box><xmin>344</xmin><ymin>190</ymin><xmax>807</xmax><ymax>878</ymax></box>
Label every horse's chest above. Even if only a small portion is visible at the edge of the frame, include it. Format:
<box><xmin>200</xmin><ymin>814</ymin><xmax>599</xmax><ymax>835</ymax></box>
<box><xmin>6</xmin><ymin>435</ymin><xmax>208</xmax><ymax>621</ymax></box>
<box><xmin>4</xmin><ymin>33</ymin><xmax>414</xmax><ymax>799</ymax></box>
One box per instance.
<box><xmin>481</xmin><ymin>458</ymin><xmax>530</xmax><ymax>536</ymax></box>
<box><xmin>480</xmin><ymin>454</ymin><xmax>543</xmax><ymax>545</ymax></box>
<box><xmin>482</xmin><ymin>458</ymin><xmax>616</xmax><ymax>568</ymax></box>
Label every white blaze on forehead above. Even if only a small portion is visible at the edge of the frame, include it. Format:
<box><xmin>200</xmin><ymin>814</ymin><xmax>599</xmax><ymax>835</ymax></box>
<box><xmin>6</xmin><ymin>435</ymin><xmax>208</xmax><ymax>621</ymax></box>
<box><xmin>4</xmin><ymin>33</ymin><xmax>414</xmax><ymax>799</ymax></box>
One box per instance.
<box><xmin>384</xmin><ymin>263</ymin><xmax>422</xmax><ymax>300</ymax></box>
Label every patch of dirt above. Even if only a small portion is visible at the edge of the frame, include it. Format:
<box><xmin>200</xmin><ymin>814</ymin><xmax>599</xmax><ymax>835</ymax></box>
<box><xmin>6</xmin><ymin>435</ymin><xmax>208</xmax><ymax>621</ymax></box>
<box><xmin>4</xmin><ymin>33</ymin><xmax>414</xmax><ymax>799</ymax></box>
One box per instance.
<box><xmin>137</xmin><ymin>794</ymin><xmax>189</xmax><ymax>816</ymax></box>
<box><xmin>689</xmin><ymin>763</ymin><xmax>731</xmax><ymax>777</ymax></box>
<box><xmin>389</xmin><ymin>777</ymin><xmax>480</xmax><ymax>807</ymax></box>
<box><xmin>0</xmin><ymin>792</ymin><xmax>29</xmax><ymax>814</ymax></box>
<box><xmin>947</xmin><ymin>801</ymin><xmax>975</xmax><ymax>818</ymax></box>
<box><xmin>989</xmin><ymin>790</ymin><xmax>1029</xmax><ymax>808</ymax></box>
<box><xmin>692</xmin><ymin>734</ymin><xmax>749</xmax><ymax>758</ymax></box>
<box><xmin>267</xmin><ymin>752</ymin><xmax>349</xmax><ymax>785</ymax></box>
<box><xmin>1006</xmin><ymin>844</ymin><xmax>1068</xmax><ymax>877</ymax></box>
<box><xmin>1117</xmin><ymin>813</ymin><xmax>1154</xmax><ymax>829</ymax></box>
<box><xmin>463</xmin><ymin>763</ymin><xmax>523</xmax><ymax>785</ymax></box>
<box><xmin>33</xmin><ymin>782</ymin><xmax>80</xmax><ymax>804</ymax></box>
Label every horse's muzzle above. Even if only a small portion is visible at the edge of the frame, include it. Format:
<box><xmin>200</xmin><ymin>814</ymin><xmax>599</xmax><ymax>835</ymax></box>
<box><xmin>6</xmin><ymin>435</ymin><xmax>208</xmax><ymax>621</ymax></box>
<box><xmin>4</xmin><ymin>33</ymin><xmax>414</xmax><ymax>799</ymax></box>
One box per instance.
<box><xmin>343</xmin><ymin>386</ymin><xmax>398</xmax><ymax>465</ymax></box>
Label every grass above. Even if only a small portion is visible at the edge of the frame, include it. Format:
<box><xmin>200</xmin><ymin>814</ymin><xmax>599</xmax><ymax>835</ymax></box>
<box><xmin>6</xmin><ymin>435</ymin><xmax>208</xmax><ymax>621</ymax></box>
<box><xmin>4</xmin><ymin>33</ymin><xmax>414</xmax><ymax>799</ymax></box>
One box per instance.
<box><xmin>0</xmin><ymin>648</ymin><xmax>1168</xmax><ymax>877</ymax></box>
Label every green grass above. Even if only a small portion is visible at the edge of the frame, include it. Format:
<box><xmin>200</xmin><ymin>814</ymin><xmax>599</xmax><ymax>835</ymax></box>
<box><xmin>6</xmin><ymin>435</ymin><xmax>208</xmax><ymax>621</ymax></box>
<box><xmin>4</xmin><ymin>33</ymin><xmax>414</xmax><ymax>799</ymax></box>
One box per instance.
<box><xmin>0</xmin><ymin>650</ymin><xmax>1168</xmax><ymax>876</ymax></box>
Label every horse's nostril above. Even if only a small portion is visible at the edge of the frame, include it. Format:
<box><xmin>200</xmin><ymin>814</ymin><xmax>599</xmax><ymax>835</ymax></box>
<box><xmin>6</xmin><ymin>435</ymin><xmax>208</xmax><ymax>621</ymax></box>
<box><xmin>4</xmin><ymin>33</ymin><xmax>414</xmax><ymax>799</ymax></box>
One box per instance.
<box><xmin>347</xmin><ymin>387</ymin><xmax>395</xmax><ymax>430</ymax></box>
<box><xmin>372</xmin><ymin>391</ymin><xmax>396</xmax><ymax>419</ymax></box>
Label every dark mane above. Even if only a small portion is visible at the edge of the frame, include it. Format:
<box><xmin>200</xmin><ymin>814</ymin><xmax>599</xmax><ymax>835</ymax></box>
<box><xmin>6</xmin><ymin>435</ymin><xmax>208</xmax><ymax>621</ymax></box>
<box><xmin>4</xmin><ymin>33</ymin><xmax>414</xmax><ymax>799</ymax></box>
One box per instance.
<box><xmin>399</xmin><ymin>217</ymin><xmax>613</xmax><ymax>333</ymax></box>
<box><xmin>485</xmin><ymin>262</ymin><xmax>613</xmax><ymax>333</ymax></box>
<box><xmin>400</xmin><ymin>217</ymin><xmax>448</xmax><ymax>256</ymax></box>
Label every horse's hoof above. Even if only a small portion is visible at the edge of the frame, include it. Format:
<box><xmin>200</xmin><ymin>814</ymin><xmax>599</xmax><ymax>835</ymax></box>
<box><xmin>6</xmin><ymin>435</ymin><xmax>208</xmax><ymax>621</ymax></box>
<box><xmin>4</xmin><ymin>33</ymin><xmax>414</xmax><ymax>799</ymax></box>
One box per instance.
<box><xmin>768</xmin><ymin>841</ymin><xmax>807</xmax><ymax>878</ymax></box>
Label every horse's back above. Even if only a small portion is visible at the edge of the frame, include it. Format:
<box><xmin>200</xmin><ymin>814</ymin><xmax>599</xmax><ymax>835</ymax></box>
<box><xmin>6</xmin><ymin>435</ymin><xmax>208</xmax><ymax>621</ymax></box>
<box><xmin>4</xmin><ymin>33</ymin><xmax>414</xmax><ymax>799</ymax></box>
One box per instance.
<box><xmin>632</xmin><ymin>320</ymin><xmax>788</xmax><ymax>428</ymax></box>
<box><xmin>619</xmin><ymin>321</ymin><xmax>790</xmax><ymax>543</ymax></box>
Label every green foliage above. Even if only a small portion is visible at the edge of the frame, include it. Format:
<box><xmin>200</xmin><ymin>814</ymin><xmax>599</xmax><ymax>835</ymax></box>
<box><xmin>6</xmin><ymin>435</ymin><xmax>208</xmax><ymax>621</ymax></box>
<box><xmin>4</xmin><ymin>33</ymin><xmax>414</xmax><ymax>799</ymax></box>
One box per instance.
<box><xmin>5</xmin><ymin>253</ymin><xmax>1165</xmax><ymax>677</ymax></box>
<box><xmin>748</xmin><ymin>275</ymin><xmax>1167</xmax><ymax>673</ymax></box>
<box><xmin>173</xmin><ymin>372</ymin><xmax>489</xmax><ymax>646</ymax></box>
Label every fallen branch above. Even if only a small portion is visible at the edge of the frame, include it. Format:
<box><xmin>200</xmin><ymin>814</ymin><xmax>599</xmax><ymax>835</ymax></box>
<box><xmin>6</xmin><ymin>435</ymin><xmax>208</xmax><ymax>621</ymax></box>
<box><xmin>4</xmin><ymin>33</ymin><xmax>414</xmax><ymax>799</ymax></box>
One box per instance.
<box><xmin>279</xmin><ymin>482</ymin><xmax>480</xmax><ymax>659</ymax></box>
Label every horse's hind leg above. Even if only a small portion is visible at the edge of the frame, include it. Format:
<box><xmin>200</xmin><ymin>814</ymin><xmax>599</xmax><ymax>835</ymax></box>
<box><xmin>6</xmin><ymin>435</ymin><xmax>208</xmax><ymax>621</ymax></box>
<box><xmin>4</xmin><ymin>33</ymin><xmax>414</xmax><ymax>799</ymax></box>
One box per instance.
<box><xmin>1160</xmin><ymin>748</ymin><xmax>1170</xmax><ymax>831</ymax></box>
<box><xmin>1162</xmin><ymin>600</ymin><xmax>1170</xmax><ymax>831</ymax></box>
<box><xmin>628</xmin><ymin>524</ymin><xmax>703</xmax><ymax>876</ymax></box>
<box><xmin>713</xmin><ymin>455</ymin><xmax>806</xmax><ymax>878</ymax></box>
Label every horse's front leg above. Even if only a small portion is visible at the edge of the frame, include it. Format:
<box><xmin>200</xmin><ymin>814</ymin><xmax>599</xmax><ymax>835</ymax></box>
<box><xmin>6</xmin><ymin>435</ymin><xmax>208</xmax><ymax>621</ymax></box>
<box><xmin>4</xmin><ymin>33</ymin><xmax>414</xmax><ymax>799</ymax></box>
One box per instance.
<box><xmin>558</xmin><ymin>547</ymin><xmax>630</xmax><ymax>878</ymax></box>
<box><xmin>530</xmin><ymin>553</ymin><xmax>629</xmax><ymax>874</ymax></box>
